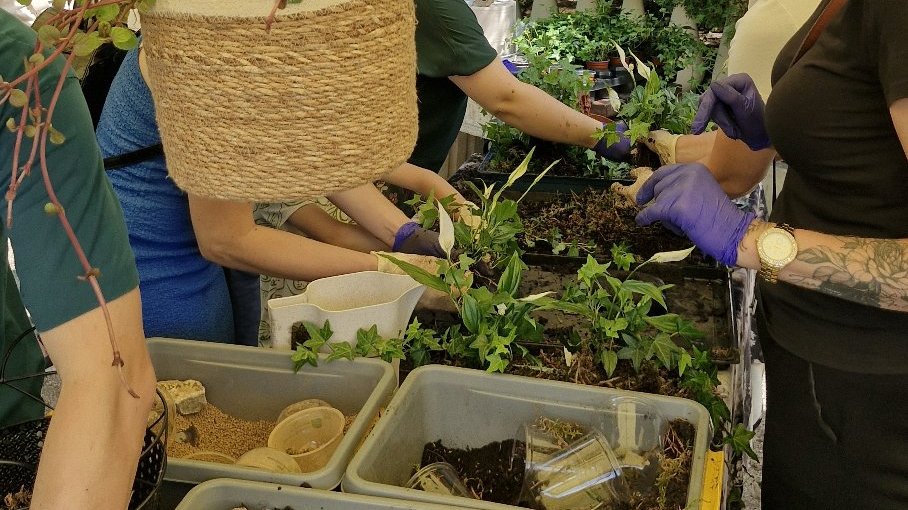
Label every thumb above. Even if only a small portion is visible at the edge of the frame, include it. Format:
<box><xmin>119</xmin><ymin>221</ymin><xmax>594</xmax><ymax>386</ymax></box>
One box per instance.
<box><xmin>634</xmin><ymin>202</ymin><xmax>665</xmax><ymax>226</ymax></box>
<box><xmin>691</xmin><ymin>88</ymin><xmax>717</xmax><ymax>134</ymax></box>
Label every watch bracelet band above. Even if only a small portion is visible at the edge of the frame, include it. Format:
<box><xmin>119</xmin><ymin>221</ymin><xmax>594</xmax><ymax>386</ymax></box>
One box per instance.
<box><xmin>758</xmin><ymin>223</ymin><xmax>796</xmax><ymax>284</ymax></box>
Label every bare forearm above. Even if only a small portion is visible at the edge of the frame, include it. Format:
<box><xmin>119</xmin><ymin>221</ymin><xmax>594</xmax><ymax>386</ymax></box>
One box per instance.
<box><xmin>33</xmin><ymin>290</ymin><xmax>157</xmax><ymax>510</ymax></box>
<box><xmin>382</xmin><ymin>163</ymin><xmax>464</xmax><ymax>203</ymax></box>
<box><xmin>190</xmin><ymin>195</ymin><xmax>377</xmax><ymax>280</ymax></box>
<box><xmin>326</xmin><ymin>184</ymin><xmax>410</xmax><ymax>247</ymax></box>
<box><xmin>450</xmin><ymin>61</ymin><xmax>602</xmax><ymax>149</ymax></box>
<box><xmin>738</xmin><ymin>221</ymin><xmax>908</xmax><ymax>313</ymax></box>
<box><xmin>704</xmin><ymin>130</ymin><xmax>775</xmax><ymax>197</ymax></box>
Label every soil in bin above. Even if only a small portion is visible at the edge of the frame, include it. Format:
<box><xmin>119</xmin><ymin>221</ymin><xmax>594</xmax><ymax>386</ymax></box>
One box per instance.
<box><xmin>518</xmin><ymin>264</ymin><xmax>734</xmax><ymax>363</ymax></box>
<box><xmin>416</xmin><ymin>419</ymin><xmax>695</xmax><ymax>510</ymax></box>
<box><xmin>483</xmin><ymin>141</ymin><xmax>661</xmax><ymax>179</ymax></box>
<box><xmin>167</xmin><ymin>403</ymin><xmax>356</xmax><ymax>462</ymax></box>
<box><xmin>517</xmin><ymin>188</ymin><xmax>707</xmax><ymax>263</ymax></box>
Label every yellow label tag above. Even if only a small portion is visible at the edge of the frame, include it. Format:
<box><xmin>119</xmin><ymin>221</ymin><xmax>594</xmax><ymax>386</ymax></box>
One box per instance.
<box><xmin>700</xmin><ymin>449</ymin><xmax>725</xmax><ymax>510</ymax></box>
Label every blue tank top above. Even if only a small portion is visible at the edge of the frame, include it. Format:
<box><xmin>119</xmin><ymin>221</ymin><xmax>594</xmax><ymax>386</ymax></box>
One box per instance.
<box><xmin>96</xmin><ymin>49</ymin><xmax>236</xmax><ymax>343</ymax></box>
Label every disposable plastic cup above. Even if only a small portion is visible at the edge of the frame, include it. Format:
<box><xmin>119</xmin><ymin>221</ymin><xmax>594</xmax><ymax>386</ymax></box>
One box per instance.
<box><xmin>519</xmin><ymin>424</ymin><xmax>627</xmax><ymax>510</ymax></box>
<box><xmin>236</xmin><ymin>447</ymin><xmax>302</xmax><ymax>473</ymax></box>
<box><xmin>184</xmin><ymin>450</ymin><xmax>236</xmax><ymax>464</ymax></box>
<box><xmin>405</xmin><ymin>462</ymin><xmax>475</xmax><ymax>498</ymax></box>
<box><xmin>268</xmin><ymin>406</ymin><xmax>345</xmax><ymax>472</ymax></box>
<box><xmin>276</xmin><ymin>399</ymin><xmax>333</xmax><ymax>424</ymax></box>
<box><xmin>601</xmin><ymin>395</ymin><xmax>665</xmax><ymax>471</ymax></box>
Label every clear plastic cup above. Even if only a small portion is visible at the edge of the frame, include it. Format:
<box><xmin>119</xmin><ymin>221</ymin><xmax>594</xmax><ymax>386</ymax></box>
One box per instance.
<box><xmin>276</xmin><ymin>399</ymin><xmax>333</xmax><ymax>424</ymax></box>
<box><xmin>519</xmin><ymin>424</ymin><xmax>627</xmax><ymax>510</ymax></box>
<box><xmin>267</xmin><ymin>406</ymin><xmax>345</xmax><ymax>472</ymax></box>
<box><xmin>601</xmin><ymin>396</ymin><xmax>665</xmax><ymax>469</ymax></box>
<box><xmin>405</xmin><ymin>462</ymin><xmax>475</xmax><ymax>498</ymax></box>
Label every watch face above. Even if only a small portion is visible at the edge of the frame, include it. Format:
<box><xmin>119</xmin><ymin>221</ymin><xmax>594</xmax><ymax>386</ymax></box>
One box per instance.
<box><xmin>761</xmin><ymin>230</ymin><xmax>796</xmax><ymax>261</ymax></box>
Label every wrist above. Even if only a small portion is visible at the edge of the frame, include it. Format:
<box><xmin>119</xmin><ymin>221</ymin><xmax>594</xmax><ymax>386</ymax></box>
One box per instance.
<box><xmin>392</xmin><ymin>222</ymin><xmax>419</xmax><ymax>251</ymax></box>
<box><xmin>736</xmin><ymin>219</ymin><xmax>773</xmax><ymax>269</ymax></box>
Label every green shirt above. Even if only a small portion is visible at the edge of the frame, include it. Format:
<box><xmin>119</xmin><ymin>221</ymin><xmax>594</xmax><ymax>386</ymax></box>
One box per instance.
<box><xmin>0</xmin><ymin>12</ymin><xmax>139</xmax><ymax>423</ymax></box>
<box><xmin>410</xmin><ymin>0</ymin><xmax>498</xmax><ymax>171</ymax></box>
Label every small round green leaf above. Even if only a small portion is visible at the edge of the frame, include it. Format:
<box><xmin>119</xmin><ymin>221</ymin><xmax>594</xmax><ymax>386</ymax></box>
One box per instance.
<box><xmin>110</xmin><ymin>27</ymin><xmax>138</xmax><ymax>51</ymax></box>
<box><xmin>23</xmin><ymin>125</ymin><xmax>36</xmax><ymax>138</ymax></box>
<box><xmin>48</xmin><ymin>126</ymin><xmax>65</xmax><ymax>145</ymax></box>
<box><xmin>73</xmin><ymin>32</ymin><xmax>104</xmax><ymax>57</ymax></box>
<box><xmin>5</xmin><ymin>118</ymin><xmax>16</xmax><ymax>133</ymax></box>
<box><xmin>28</xmin><ymin>53</ymin><xmax>45</xmax><ymax>65</ymax></box>
<box><xmin>37</xmin><ymin>25</ymin><xmax>62</xmax><ymax>47</ymax></box>
<box><xmin>8</xmin><ymin>88</ymin><xmax>28</xmax><ymax>108</ymax></box>
<box><xmin>44</xmin><ymin>203</ymin><xmax>60</xmax><ymax>215</ymax></box>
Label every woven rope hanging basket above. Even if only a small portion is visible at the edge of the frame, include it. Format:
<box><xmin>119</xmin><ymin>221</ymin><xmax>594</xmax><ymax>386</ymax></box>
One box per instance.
<box><xmin>140</xmin><ymin>0</ymin><xmax>418</xmax><ymax>202</ymax></box>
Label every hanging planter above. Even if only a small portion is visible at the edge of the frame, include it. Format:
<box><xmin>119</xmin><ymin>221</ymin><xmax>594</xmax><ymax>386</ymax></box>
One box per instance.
<box><xmin>140</xmin><ymin>0</ymin><xmax>418</xmax><ymax>202</ymax></box>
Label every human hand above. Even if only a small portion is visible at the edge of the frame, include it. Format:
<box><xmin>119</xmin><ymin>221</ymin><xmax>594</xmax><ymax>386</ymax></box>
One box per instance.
<box><xmin>454</xmin><ymin>200</ymin><xmax>483</xmax><ymax>232</ymax></box>
<box><xmin>643</xmin><ymin>130</ymin><xmax>681</xmax><ymax>165</ymax></box>
<box><xmin>634</xmin><ymin>163</ymin><xmax>755</xmax><ymax>266</ymax></box>
<box><xmin>416</xmin><ymin>287</ymin><xmax>458</xmax><ymax>313</ymax></box>
<box><xmin>690</xmin><ymin>74</ymin><xmax>771</xmax><ymax>151</ymax></box>
<box><xmin>594</xmin><ymin>121</ymin><xmax>631</xmax><ymax>160</ymax></box>
<box><xmin>373</xmin><ymin>251</ymin><xmax>443</xmax><ymax>276</ymax></box>
<box><xmin>610</xmin><ymin>167</ymin><xmax>653</xmax><ymax>207</ymax></box>
<box><xmin>392</xmin><ymin>222</ymin><xmax>446</xmax><ymax>257</ymax></box>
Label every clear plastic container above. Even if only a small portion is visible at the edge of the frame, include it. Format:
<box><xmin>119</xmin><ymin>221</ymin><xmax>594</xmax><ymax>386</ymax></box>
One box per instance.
<box><xmin>268</xmin><ymin>406</ymin><xmax>345</xmax><ymax>472</ymax></box>
<box><xmin>405</xmin><ymin>462</ymin><xmax>475</xmax><ymax>498</ymax></box>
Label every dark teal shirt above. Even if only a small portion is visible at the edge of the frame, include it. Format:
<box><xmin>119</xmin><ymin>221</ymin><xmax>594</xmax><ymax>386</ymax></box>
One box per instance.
<box><xmin>410</xmin><ymin>0</ymin><xmax>499</xmax><ymax>171</ymax></box>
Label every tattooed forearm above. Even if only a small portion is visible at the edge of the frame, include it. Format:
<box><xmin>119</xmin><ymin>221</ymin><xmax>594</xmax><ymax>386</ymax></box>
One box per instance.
<box><xmin>788</xmin><ymin>237</ymin><xmax>908</xmax><ymax>312</ymax></box>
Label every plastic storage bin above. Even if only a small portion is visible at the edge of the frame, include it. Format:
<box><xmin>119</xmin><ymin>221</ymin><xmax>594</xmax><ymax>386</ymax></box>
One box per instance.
<box><xmin>175</xmin><ymin>478</ymin><xmax>454</xmax><ymax>509</ymax></box>
<box><xmin>147</xmin><ymin>338</ymin><xmax>396</xmax><ymax>490</ymax></box>
<box><xmin>344</xmin><ymin>365</ymin><xmax>712</xmax><ymax>509</ymax></box>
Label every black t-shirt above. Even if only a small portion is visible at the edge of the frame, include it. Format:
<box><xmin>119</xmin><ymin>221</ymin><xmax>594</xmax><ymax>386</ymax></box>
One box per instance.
<box><xmin>761</xmin><ymin>0</ymin><xmax>908</xmax><ymax>373</ymax></box>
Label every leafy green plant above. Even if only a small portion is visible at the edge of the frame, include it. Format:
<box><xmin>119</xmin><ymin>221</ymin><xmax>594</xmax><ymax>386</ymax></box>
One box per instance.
<box><xmin>380</xmin><ymin>249</ymin><xmax>546</xmax><ymax>373</ymax></box>
<box><xmin>599</xmin><ymin>47</ymin><xmax>699</xmax><ymax>147</ymax></box>
<box><xmin>290</xmin><ymin>320</ymin><xmax>410</xmax><ymax>370</ymax></box>
<box><xmin>412</xmin><ymin>150</ymin><xmax>554</xmax><ymax>270</ymax></box>
<box><xmin>516</xmin><ymin>54</ymin><xmax>594</xmax><ymax>111</ymax></box>
<box><xmin>537</xmin><ymin>244</ymin><xmax>703</xmax><ymax>377</ymax></box>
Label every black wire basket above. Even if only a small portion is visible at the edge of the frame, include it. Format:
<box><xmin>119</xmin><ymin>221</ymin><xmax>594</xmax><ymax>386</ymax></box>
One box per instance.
<box><xmin>0</xmin><ymin>328</ymin><xmax>167</xmax><ymax>509</ymax></box>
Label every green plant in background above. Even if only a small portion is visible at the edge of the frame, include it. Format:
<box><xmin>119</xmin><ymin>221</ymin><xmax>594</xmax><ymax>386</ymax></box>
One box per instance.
<box><xmin>599</xmin><ymin>47</ymin><xmax>699</xmax><ymax>146</ymax></box>
<box><xmin>537</xmin><ymin>244</ymin><xmax>702</xmax><ymax>377</ymax></box>
<box><xmin>517</xmin><ymin>53</ymin><xmax>594</xmax><ymax>111</ymax></box>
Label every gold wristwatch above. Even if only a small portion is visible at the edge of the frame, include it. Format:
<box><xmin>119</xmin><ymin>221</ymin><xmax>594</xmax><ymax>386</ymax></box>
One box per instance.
<box><xmin>757</xmin><ymin>223</ymin><xmax>797</xmax><ymax>283</ymax></box>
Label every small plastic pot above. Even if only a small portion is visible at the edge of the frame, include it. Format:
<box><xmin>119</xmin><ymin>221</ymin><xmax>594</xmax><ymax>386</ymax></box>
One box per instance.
<box><xmin>268</xmin><ymin>406</ymin><xmax>345</xmax><ymax>473</ymax></box>
<box><xmin>405</xmin><ymin>462</ymin><xmax>475</xmax><ymax>498</ymax></box>
<box><xmin>236</xmin><ymin>447</ymin><xmax>302</xmax><ymax>473</ymax></box>
<box><xmin>276</xmin><ymin>399</ymin><xmax>333</xmax><ymax>424</ymax></box>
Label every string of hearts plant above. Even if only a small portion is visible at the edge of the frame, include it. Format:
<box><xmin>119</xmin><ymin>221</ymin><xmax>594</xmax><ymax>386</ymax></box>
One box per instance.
<box><xmin>2</xmin><ymin>0</ymin><xmax>148</xmax><ymax>395</ymax></box>
<box><xmin>1</xmin><ymin>0</ymin><xmax>296</xmax><ymax>396</ymax></box>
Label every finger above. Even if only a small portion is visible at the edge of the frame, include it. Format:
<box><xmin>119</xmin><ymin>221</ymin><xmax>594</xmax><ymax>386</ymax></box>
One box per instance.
<box><xmin>662</xmin><ymin>221</ymin><xmax>685</xmax><ymax>237</ymax></box>
<box><xmin>635</xmin><ymin>202</ymin><xmax>667</xmax><ymax>226</ymax></box>
<box><xmin>636</xmin><ymin>164</ymin><xmax>681</xmax><ymax>205</ymax></box>
<box><xmin>691</xmin><ymin>89</ymin><xmax>717</xmax><ymax>134</ymax></box>
<box><xmin>711</xmin><ymin>103</ymin><xmax>739</xmax><ymax>139</ymax></box>
<box><xmin>711</xmin><ymin>81</ymin><xmax>751</xmax><ymax>120</ymax></box>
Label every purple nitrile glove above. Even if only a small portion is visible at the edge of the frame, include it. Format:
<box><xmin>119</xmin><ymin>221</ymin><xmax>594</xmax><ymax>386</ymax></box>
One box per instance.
<box><xmin>635</xmin><ymin>163</ymin><xmax>755</xmax><ymax>267</ymax></box>
<box><xmin>393</xmin><ymin>222</ymin><xmax>446</xmax><ymax>258</ymax></box>
<box><xmin>690</xmin><ymin>74</ymin><xmax>771</xmax><ymax>151</ymax></box>
<box><xmin>594</xmin><ymin>121</ymin><xmax>631</xmax><ymax>161</ymax></box>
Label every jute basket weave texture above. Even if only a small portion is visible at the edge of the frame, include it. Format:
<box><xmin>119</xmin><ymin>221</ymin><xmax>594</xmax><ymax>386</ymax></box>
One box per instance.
<box><xmin>140</xmin><ymin>0</ymin><xmax>418</xmax><ymax>202</ymax></box>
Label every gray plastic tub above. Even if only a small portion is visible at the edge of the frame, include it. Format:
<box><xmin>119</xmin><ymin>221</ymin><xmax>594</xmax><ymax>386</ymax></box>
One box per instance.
<box><xmin>344</xmin><ymin>365</ymin><xmax>712</xmax><ymax>509</ymax></box>
<box><xmin>175</xmin><ymin>479</ymin><xmax>451</xmax><ymax>510</ymax></box>
<box><xmin>147</xmin><ymin>338</ymin><xmax>396</xmax><ymax>490</ymax></box>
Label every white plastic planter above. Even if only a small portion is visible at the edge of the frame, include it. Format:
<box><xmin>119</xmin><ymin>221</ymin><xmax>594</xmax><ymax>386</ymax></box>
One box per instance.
<box><xmin>267</xmin><ymin>271</ymin><xmax>425</xmax><ymax>351</ymax></box>
<box><xmin>344</xmin><ymin>365</ymin><xmax>712</xmax><ymax>509</ymax></box>
<box><xmin>175</xmin><ymin>479</ymin><xmax>453</xmax><ymax>510</ymax></box>
<box><xmin>147</xmin><ymin>338</ymin><xmax>396</xmax><ymax>490</ymax></box>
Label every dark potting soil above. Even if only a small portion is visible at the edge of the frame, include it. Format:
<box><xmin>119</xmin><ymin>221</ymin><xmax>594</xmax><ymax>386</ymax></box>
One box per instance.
<box><xmin>418</xmin><ymin>421</ymin><xmax>695</xmax><ymax>510</ymax></box>
<box><xmin>517</xmin><ymin>188</ymin><xmax>707</xmax><ymax>263</ymax></box>
<box><xmin>484</xmin><ymin>141</ymin><xmax>660</xmax><ymax>179</ymax></box>
<box><xmin>421</xmin><ymin>440</ymin><xmax>527</xmax><ymax>505</ymax></box>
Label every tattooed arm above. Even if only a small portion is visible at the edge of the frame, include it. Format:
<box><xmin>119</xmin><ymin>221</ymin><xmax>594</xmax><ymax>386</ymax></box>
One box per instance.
<box><xmin>735</xmin><ymin>221</ymin><xmax>908</xmax><ymax>312</ymax></box>
<box><xmin>731</xmin><ymin>99</ymin><xmax>908</xmax><ymax>312</ymax></box>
